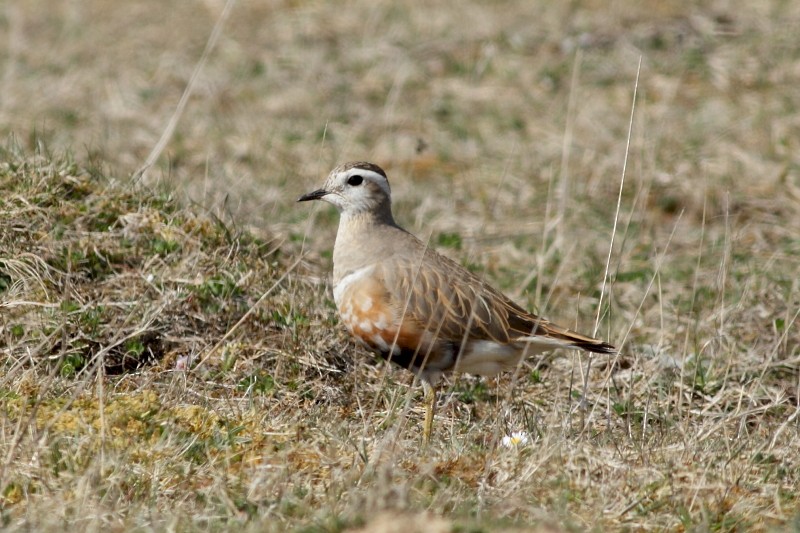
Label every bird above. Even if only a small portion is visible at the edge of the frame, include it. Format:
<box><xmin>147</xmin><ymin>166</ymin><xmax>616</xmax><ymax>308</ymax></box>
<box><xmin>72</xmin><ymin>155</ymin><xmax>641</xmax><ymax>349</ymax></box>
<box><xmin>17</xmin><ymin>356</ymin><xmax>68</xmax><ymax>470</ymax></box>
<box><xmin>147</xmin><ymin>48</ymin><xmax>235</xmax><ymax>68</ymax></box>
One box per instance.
<box><xmin>298</xmin><ymin>161</ymin><xmax>616</xmax><ymax>443</ymax></box>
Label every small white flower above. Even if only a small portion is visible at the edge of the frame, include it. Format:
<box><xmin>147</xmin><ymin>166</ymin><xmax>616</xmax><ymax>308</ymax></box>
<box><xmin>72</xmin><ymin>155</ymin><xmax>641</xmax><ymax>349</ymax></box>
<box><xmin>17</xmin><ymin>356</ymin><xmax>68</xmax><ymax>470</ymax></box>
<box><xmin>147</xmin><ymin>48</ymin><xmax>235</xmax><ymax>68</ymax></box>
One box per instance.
<box><xmin>175</xmin><ymin>355</ymin><xmax>190</xmax><ymax>371</ymax></box>
<box><xmin>502</xmin><ymin>431</ymin><xmax>530</xmax><ymax>448</ymax></box>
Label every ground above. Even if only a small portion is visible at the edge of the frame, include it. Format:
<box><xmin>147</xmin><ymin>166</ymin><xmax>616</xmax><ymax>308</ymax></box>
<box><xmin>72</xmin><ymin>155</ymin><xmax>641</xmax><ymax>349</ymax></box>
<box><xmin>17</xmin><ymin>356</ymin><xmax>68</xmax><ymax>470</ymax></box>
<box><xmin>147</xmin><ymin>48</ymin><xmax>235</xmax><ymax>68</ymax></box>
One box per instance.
<box><xmin>1</xmin><ymin>1</ymin><xmax>799</xmax><ymax>531</ymax></box>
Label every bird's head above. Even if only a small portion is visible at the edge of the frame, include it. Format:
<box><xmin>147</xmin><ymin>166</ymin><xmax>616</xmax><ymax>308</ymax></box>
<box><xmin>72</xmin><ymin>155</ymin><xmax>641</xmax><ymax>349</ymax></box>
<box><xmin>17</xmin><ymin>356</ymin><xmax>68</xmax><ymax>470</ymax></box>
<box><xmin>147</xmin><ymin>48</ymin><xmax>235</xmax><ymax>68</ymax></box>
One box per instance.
<box><xmin>298</xmin><ymin>161</ymin><xmax>392</xmax><ymax>217</ymax></box>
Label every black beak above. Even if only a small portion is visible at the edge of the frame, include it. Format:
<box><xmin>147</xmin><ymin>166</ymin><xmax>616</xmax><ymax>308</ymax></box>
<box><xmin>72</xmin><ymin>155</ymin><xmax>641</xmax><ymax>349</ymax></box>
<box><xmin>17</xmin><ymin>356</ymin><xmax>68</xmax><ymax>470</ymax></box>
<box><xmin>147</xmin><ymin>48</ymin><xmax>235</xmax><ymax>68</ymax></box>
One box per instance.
<box><xmin>297</xmin><ymin>189</ymin><xmax>328</xmax><ymax>202</ymax></box>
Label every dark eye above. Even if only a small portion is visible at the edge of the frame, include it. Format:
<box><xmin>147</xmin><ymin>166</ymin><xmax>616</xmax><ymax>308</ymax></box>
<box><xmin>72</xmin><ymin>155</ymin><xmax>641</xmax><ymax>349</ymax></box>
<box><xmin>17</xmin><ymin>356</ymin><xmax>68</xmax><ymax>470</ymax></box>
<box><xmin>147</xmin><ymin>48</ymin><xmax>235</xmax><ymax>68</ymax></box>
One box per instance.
<box><xmin>347</xmin><ymin>175</ymin><xmax>364</xmax><ymax>186</ymax></box>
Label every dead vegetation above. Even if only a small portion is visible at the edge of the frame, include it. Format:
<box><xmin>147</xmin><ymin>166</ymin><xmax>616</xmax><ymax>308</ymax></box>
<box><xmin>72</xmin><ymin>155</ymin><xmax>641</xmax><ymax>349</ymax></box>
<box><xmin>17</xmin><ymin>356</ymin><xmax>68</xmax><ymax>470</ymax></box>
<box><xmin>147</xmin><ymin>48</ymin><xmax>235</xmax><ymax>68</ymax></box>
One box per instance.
<box><xmin>1</xmin><ymin>1</ymin><xmax>800</xmax><ymax>531</ymax></box>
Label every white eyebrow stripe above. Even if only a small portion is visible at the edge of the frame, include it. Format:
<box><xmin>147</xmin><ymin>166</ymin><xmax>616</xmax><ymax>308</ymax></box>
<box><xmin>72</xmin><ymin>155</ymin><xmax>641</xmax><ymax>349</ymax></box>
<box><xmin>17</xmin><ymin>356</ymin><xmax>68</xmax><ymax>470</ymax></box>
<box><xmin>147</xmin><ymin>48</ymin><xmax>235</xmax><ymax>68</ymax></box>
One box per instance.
<box><xmin>348</xmin><ymin>168</ymin><xmax>391</xmax><ymax>198</ymax></box>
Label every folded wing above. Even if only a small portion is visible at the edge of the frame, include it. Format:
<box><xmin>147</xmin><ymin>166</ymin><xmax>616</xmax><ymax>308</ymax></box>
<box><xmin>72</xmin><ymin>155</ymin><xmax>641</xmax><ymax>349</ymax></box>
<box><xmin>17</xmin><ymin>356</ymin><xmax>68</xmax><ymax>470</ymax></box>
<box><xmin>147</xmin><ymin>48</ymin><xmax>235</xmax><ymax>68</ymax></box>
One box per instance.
<box><xmin>380</xmin><ymin>247</ymin><xmax>616</xmax><ymax>354</ymax></box>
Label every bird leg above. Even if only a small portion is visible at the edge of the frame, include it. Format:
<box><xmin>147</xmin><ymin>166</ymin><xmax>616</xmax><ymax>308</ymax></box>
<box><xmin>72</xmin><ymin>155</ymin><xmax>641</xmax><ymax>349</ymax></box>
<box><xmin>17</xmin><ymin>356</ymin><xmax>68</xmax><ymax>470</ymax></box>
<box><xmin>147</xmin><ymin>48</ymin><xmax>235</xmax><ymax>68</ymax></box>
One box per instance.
<box><xmin>422</xmin><ymin>379</ymin><xmax>436</xmax><ymax>445</ymax></box>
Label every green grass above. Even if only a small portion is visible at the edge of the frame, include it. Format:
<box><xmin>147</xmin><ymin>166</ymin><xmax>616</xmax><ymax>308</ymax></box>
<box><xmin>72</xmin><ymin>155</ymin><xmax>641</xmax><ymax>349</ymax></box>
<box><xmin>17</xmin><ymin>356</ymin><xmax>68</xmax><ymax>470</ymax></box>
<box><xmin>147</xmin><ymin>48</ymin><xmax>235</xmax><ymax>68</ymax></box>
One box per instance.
<box><xmin>2</xmin><ymin>1</ymin><xmax>800</xmax><ymax>531</ymax></box>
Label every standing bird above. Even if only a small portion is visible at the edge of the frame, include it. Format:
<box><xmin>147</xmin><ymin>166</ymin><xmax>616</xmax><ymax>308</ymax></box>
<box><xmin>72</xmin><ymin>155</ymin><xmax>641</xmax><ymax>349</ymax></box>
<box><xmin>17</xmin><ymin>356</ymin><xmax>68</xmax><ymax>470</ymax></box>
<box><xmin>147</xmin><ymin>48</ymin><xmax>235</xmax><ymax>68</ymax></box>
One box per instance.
<box><xmin>298</xmin><ymin>162</ymin><xmax>616</xmax><ymax>443</ymax></box>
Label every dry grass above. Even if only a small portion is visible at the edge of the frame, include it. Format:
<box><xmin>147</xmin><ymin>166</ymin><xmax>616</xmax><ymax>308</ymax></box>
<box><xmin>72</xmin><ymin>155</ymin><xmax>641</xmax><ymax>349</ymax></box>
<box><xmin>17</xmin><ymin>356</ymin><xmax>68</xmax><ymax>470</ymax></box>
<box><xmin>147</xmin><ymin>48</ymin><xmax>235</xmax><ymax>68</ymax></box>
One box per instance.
<box><xmin>1</xmin><ymin>0</ymin><xmax>800</xmax><ymax>531</ymax></box>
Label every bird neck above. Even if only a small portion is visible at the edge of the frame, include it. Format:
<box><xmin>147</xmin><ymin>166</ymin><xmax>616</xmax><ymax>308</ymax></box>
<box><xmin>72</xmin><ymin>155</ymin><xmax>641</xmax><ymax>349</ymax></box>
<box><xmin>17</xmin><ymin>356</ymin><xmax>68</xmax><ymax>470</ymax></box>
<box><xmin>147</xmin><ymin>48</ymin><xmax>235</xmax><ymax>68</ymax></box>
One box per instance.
<box><xmin>339</xmin><ymin>201</ymin><xmax>396</xmax><ymax>227</ymax></box>
<box><xmin>332</xmin><ymin>206</ymin><xmax>399</xmax><ymax>281</ymax></box>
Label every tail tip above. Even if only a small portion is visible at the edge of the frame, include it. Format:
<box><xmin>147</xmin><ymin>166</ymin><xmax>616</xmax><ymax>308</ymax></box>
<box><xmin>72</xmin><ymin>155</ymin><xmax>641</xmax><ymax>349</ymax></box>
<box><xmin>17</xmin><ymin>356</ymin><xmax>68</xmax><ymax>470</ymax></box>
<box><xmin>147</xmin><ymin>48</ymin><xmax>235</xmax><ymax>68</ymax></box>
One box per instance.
<box><xmin>573</xmin><ymin>340</ymin><xmax>617</xmax><ymax>354</ymax></box>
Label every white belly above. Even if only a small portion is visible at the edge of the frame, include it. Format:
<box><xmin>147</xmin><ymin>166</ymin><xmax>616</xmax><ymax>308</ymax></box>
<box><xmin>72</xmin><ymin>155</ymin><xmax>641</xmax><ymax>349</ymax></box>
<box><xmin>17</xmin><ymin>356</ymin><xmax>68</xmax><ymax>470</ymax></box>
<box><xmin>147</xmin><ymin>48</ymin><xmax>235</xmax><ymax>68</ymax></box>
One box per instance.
<box><xmin>332</xmin><ymin>265</ymin><xmax>374</xmax><ymax>307</ymax></box>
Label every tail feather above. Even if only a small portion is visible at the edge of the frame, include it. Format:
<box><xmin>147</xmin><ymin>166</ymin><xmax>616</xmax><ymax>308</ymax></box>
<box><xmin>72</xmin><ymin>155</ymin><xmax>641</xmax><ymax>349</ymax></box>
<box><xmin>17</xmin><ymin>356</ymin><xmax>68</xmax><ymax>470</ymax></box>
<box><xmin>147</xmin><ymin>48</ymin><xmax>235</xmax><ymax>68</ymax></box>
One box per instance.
<box><xmin>568</xmin><ymin>338</ymin><xmax>617</xmax><ymax>354</ymax></box>
<box><xmin>518</xmin><ymin>323</ymin><xmax>617</xmax><ymax>354</ymax></box>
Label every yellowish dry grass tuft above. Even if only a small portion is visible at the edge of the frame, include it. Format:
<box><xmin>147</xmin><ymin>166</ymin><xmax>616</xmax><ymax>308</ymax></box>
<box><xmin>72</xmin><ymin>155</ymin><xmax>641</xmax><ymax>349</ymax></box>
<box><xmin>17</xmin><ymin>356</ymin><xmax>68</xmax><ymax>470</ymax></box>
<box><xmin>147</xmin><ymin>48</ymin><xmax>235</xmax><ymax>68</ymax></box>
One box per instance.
<box><xmin>1</xmin><ymin>1</ymin><xmax>800</xmax><ymax>531</ymax></box>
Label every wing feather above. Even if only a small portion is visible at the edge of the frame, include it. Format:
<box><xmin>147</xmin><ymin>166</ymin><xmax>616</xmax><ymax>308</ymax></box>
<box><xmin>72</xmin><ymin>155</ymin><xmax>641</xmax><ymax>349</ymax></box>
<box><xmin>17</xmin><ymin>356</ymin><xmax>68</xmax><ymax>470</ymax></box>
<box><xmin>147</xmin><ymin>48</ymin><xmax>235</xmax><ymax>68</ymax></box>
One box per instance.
<box><xmin>379</xmin><ymin>245</ymin><xmax>615</xmax><ymax>354</ymax></box>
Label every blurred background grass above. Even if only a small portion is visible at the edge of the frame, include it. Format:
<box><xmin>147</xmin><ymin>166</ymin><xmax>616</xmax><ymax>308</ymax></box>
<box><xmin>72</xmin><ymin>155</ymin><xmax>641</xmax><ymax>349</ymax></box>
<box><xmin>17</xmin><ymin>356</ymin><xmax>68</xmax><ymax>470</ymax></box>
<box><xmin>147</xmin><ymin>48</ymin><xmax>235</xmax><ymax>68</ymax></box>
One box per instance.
<box><xmin>4</xmin><ymin>0</ymin><xmax>799</xmax><ymax>290</ymax></box>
